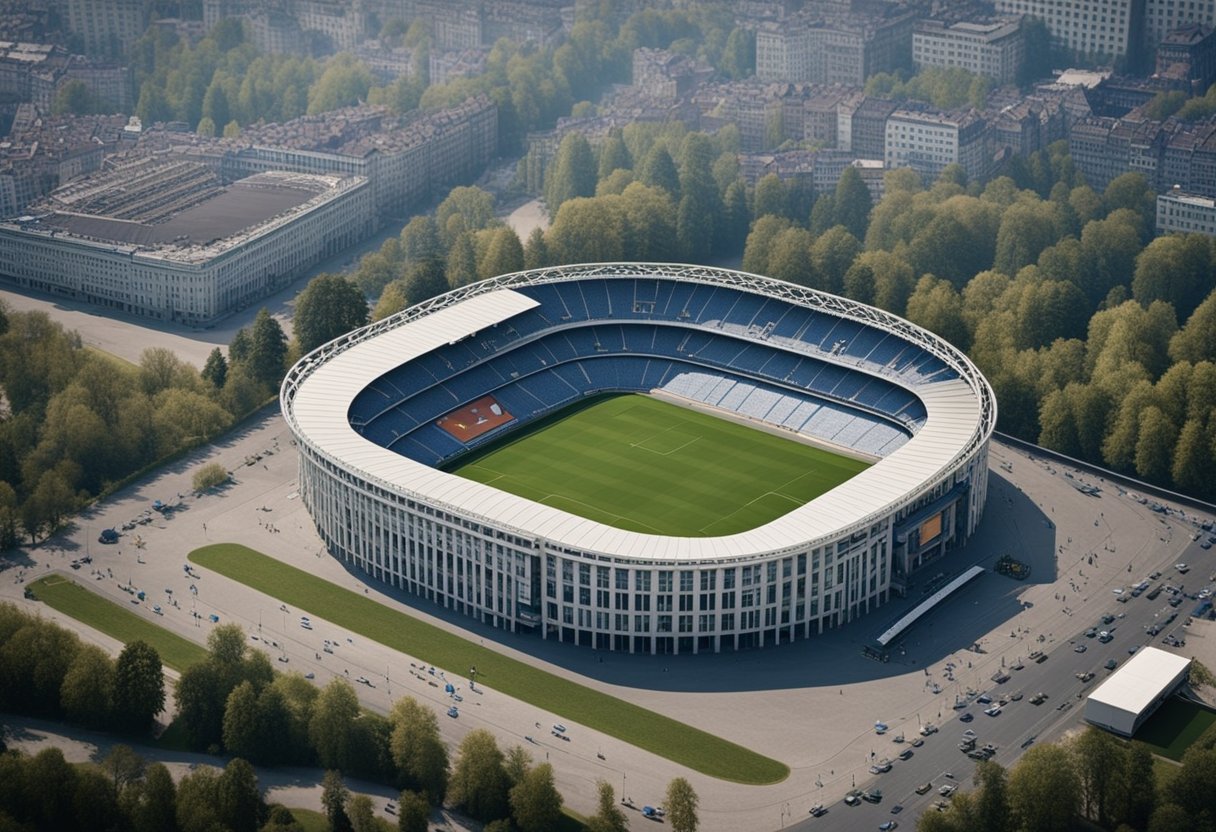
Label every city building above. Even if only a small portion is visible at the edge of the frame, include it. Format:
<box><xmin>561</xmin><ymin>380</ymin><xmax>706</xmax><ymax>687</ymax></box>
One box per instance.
<box><xmin>756</xmin><ymin>6</ymin><xmax>917</xmax><ymax>86</ymax></box>
<box><xmin>1154</xmin><ymin>23</ymin><xmax>1216</xmax><ymax>92</ymax></box>
<box><xmin>1156</xmin><ymin>186</ymin><xmax>1216</xmax><ymax>235</ymax></box>
<box><xmin>840</xmin><ymin>95</ymin><xmax>899</xmax><ymax>160</ymax></box>
<box><xmin>0</xmin><ymin>112</ymin><xmax>135</xmax><ymax>218</ymax></box>
<box><xmin>632</xmin><ymin>48</ymin><xmax>713</xmax><ymax>102</ymax></box>
<box><xmin>429</xmin><ymin>48</ymin><xmax>490</xmax><ymax>87</ymax></box>
<box><xmin>283</xmin><ymin>264</ymin><xmax>995</xmax><ymax>653</ymax></box>
<box><xmin>65</xmin><ymin>0</ymin><xmax>146</xmax><ymax>56</ymax></box>
<box><xmin>1145</xmin><ymin>0</ymin><xmax>1216</xmax><ymax>54</ymax></box>
<box><xmin>1084</xmin><ymin>647</ymin><xmax>1190</xmax><ymax>736</ymax></box>
<box><xmin>0</xmin><ymin>159</ymin><xmax>373</xmax><ymax>324</ymax></box>
<box><xmin>913</xmin><ymin>17</ymin><xmax>1025</xmax><ymax>85</ymax></box>
<box><xmin>885</xmin><ymin>107</ymin><xmax>991</xmax><ymax>182</ymax></box>
<box><xmin>994</xmin><ymin>0</ymin><xmax>1144</xmax><ymax>61</ymax></box>
<box><xmin>0</xmin><ymin>42</ymin><xmax>131</xmax><ymax>113</ymax></box>
<box><xmin>159</xmin><ymin>96</ymin><xmax>497</xmax><ymax>222</ymax></box>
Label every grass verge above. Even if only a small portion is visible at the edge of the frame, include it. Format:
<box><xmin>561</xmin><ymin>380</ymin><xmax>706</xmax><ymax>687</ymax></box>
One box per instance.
<box><xmin>28</xmin><ymin>575</ymin><xmax>208</xmax><ymax>672</ymax></box>
<box><xmin>1134</xmin><ymin>697</ymin><xmax>1216</xmax><ymax>761</ymax></box>
<box><xmin>190</xmin><ymin>544</ymin><xmax>789</xmax><ymax>785</ymax></box>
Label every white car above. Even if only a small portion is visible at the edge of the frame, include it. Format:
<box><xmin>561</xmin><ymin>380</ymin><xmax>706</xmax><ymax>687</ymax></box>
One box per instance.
<box><xmin>984</xmin><ymin>706</ymin><xmax>1002</xmax><ymax>717</ymax></box>
<box><xmin>1176</xmin><ymin>563</ymin><xmax>1190</xmax><ymax>573</ymax></box>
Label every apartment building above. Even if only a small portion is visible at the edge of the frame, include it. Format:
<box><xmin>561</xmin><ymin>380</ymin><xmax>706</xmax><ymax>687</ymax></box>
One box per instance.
<box><xmin>913</xmin><ymin>18</ymin><xmax>1025</xmax><ymax>84</ymax></box>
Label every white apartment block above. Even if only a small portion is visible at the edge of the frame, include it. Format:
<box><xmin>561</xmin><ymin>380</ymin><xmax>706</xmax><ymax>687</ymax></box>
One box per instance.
<box><xmin>995</xmin><ymin>0</ymin><xmax>1145</xmax><ymax>59</ymax></box>
<box><xmin>885</xmin><ymin>109</ymin><xmax>991</xmax><ymax>182</ymax></box>
<box><xmin>0</xmin><ymin>172</ymin><xmax>372</xmax><ymax>325</ymax></box>
<box><xmin>1156</xmin><ymin>188</ymin><xmax>1216</xmax><ymax>235</ymax></box>
<box><xmin>1145</xmin><ymin>0</ymin><xmax>1216</xmax><ymax>50</ymax></box>
<box><xmin>914</xmin><ymin>18</ymin><xmax>1026</xmax><ymax>85</ymax></box>
<box><xmin>66</xmin><ymin>0</ymin><xmax>145</xmax><ymax>55</ymax></box>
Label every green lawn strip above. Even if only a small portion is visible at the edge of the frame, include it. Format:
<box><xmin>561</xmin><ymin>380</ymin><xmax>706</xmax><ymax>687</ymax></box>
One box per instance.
<box><xmin>280</xmin><ymin>808</ymin><xmax>328</xmax><ymax>832</ymax></box>
<box><xmin>190</xmin><ymin>544</ymin><xmax>789</xmax><ymax>785</ymax></box>
<box><xmin>28</xmin><ymin>575</ymin><xmax>209</xmax><ymax>672</ymax></box>
<box><xmin>447</xmin><ymin>394</ymin><xmax>869</xmax><ymax>537</ymax></box>
<box><xmin>1134</xmin><ymin>697</ymin><xmax>1216</xmax><ymax>761</ymax></box>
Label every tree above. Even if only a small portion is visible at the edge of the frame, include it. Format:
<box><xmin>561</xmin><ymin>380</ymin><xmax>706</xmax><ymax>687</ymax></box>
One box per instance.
<box><xmin>1008</xmin><ymin>744</ymin><xmax>1079</xmax><ymax>832</ymax></box>
<box><xmin>223</xmin><ymin>680</ymin><xmax>261</xmax><ymax>760</ymax></box>
<box><xmin>310</xmin><ymin>678</ymin><xmax>360</xmax><ymax>771</ymax></box>
<box><xmin>971</xmin><ymin>760</ymin><xmax>1011</xmax><ymax>832</ymax></box>
<box><xmin>373</xmin><ymin>281</ymin><xmax>409</xmax><ymax>322</ymax></box>
<box><xmin>176</xmin><ymin>765</ymin><xmax>223</xmax><ymax>832</ymax></box>
<box><xmin>175</xmin><ymin>662</ymin><xmax>227</xmax><ymax>750</ymax></box>
<box><xmin>639</xmin><ymin>145</ymin><xmax>680</xmax><ymax>197</ymax></box>
<box><xmin>994</xmin><ymin>200</ymin><xmax>1059</xmax><ymax>276</ymax></box>
<box><xmin>308</xmin><ymin>54</ymin><xmax>374</xmax><ymax>115</ymax></box>
<box><xmin>665</xmin><ymin>778</ymin><xmax>698</xmax><ymax>832</ymax></box>
<box><xmin>524</xmin><ymin>226</ymin><xmax>550</xmax><ymax>270</ymax></box>
<box><xmin>446</xmin><ymin>232</ymin><xmax>480</xmax><ymax>289</ymax></box>
<box><xmin>752</xmin><ymin>174</ymin><xmax>788</xmax><ymax>220</ymax></box>
<box><xmin>1133</xmin><ymin>233</ymin><xmax>1211</xmax><ymax>320</ymax></box>
<box><xmin>128</xmin><ymin>762</ymin><xmax>178</xmax><ymax>832</ymax></box>
<box><xmin>397</xmin><ymin>789</ymin><xmax>430</xmax><ymax>832</ymax></box>
<box><xmin>765</xmin><ymin>227</ymin><xmax>815</xmax><ymax>286</ymax></box>
<box><xmin>201</xmin><ymin>347</ymin><xmax>228</xmax><ymax>390</ymax></box>
<box><xmin>1104</xmin><ymin>172</ymin><xmax>1155</xmax><ymax>234</ymax></box>
<box><xmin>906</xmin><ymin>275</ymin><xmax>969</xmax><ymax>349</ymax></box>
<box><xmin>436</xmin><ymin>187</ymin><xmax>497</xmax><ymax>247</ymax></box>
<box><xmin>403</xmin><ymin>258</ymin><xmax>449</xmax><ymax>305</ymax></box>
<box><xmin>1173</xmin><ymin>418</ymin><xmax>1215</xmax><ymax>498</ymax></box>
<box><xmin>598</xmin><ymin>133</ymin><xmax>631</xmax><ymax>179</ymax></box>
<box><xmin>479</xmin><ymin>226</ymin><xmax>525</xmax><ymax>280</ymax></box>
<box><xmin>389</xmin><ymin>697</ymin><xmax>448</xmax><ymax>803</ymax></box>
<box><xmin>322</xmin><ymin>770</ymin><xmax>353</xmax><ymax>832</ymax></box>
<box><xmin>449</xmin><ymin>729</ymin><xmax>510</xmax><ymax>823</ymax></box>
<box><xmin>348</xmin><ymin>794</ymin><xmax>377</xmax><ymax>832</ymax></box>
<box><xmin>586</xmin><ymin>781</ymin><xmax>628</xmax><ymax>832</ymax></box>
<box><xmin>546</xmin><ymin>133</ymin><xmax>597</xmax><ymax>213</ymax></box>
<box><xmin>60</xmin><ymin>643</ymin><xmax>115</xmax><ymax>728</ymax></box>
<box><xmin>293</xmin><ymin>274</ymin><xmax>369</xmax><ymax>354</ymax></box>
<box><xmin>509</xmin><ymin>762</ymin><xmax>562</xmax><ymax>832</ymax></box>
<box><xmin>1134</xmin><ymin>405</ymin><xmax>1178</xmax><ymax>484</ymax></box>
<box><xmin>721</xmin><ymin>27</ymin><xmax>755</xmax><ymax>79</ymax></box>
<box><xmin>1071</xmin><ymin>727</ymin><xmax>1124</xmax><ymax>828</ymax></box>
<box><xmin>1121</xmin><ymin>742</ymin><xmax>1157</xmax><ymax>830</ymax></box>
<box><xmin>400</xmin><ymin>215</ymin><xmax>442</xmax><ymax>262</ymax></box>
<box><xmin>741</xmin><ymin>214</ymin><xmax>792</xmax><ymax>275</ymax></box>
<box><xmin>834</xmin><ymin>167</ymin><xmax>873</xmax><ymax>240</ymax></box>
<box><xmin>810</xmin><ymin>226</ymin><xmax>861</xmax><ymax>295</ymax></box>
<box><xmin>245</xmin><ymin>309</ymin><xmax>288</xmax><ymax>389</ymax></box>
<box><xmin>192</xmin><ymin>461</ymin><xmax>229</xmax><ymax>491</ymax></box>
<box><xmin>1170</xmin><ymin>290</ymin><xmax>1216</xmax><ymax>364</ymax></box>
<box><xmin>114</xmin><ymin>640</ymin><xmax>165</xmax><ymax>733</ymax></box>
<box><xmin>53</xmin><ymin>80</ymin><xmax>102</xmax><ymax>115</ymax></box>
<box><xmin>216</xmin><ymin>757</ymin><xmax>264</xmax><ymax>832</ymax></box>
<box><xmin>101</xmin><ymin>743</ymin><xmax>145</xmax><ymax>800</ymax></box>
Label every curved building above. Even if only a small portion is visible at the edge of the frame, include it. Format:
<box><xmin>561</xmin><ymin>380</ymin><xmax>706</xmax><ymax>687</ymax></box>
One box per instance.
<box><xmin>283</xmin><ymin>264</ymin><xmax>996</xmax><ymax>654</ymax></box>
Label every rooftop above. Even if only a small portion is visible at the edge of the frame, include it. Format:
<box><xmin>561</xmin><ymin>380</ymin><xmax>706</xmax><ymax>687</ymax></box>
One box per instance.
<box><xmin>1087</xmin><ymin>646</ymin><xmax>1190</xmax><ymax>715</ymax></box>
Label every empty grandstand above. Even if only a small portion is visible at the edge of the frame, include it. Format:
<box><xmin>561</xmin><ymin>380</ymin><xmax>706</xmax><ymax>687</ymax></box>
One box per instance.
<box><xmin>284</xmin><ymin>264</ymin><xmax>997</xmax><ymax>654</ymax></box>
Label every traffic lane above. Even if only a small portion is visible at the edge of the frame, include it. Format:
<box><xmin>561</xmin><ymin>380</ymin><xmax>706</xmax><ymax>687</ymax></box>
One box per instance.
<box><xmin>792</xmin><ymin>587</ymin><xmax>1197</xmax><ymax>829</ymax></box>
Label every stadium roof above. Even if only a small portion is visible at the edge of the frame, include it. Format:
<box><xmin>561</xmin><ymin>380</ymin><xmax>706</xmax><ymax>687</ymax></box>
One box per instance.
<box><xmin>288</xmin><ymin>266</ymin><xmax>994</xmax><ymax>562</ymax></box>
<box><xmin>1087</xmin><ymin>647</ymin><xmax>1191</xmax><ymax>716</ymax></box>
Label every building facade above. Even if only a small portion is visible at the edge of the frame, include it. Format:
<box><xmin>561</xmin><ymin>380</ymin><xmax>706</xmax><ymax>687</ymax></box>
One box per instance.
<box><xmin>0</xmin><ymin>170</ymin><xmax>372</xmax><ymax>324</ymax></box>
<box><xmin>1156</xmin><ymin>187</ymin><xmax>1216</xmax><ymax>234</ymax></box>
<box><xmin>995</xmin><ymin>0</ymin><xmax>1145</xmax><ymax>60</ymax></box>
<box><xmin>886</xmin><ymin>108</ymin><xmax>991</xmax><ymax>182</ymax></box>
<box><xmin>913</xmin><ymin>18</ymin><xmax>1025</xmax><ymax>85</ymax></box>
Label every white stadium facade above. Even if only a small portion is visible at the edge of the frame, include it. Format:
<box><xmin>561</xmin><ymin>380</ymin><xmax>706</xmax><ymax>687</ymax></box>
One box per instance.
<box><xmin>282</xmin><ymin>264</ymin><xmax>997</xmax><ymax>654</ymax></box>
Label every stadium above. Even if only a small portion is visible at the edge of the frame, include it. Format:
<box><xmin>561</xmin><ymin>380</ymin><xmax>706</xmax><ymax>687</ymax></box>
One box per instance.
<box><xmin>282</xmin><ymin>263</ymin><xmax>996</xmax><ymax>654</ymax></box>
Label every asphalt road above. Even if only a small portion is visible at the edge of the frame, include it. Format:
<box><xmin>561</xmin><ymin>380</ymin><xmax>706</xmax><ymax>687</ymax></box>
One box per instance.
<box><xmin>791</xmin><ymin>527</ymin><xmax>1216</xmax><ymax>832</ymax></box>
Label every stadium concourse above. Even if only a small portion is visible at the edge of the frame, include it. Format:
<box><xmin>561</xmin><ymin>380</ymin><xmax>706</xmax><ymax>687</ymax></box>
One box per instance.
<box><xmin>284</xmin><ymin>264</ymin><xmax>997</xmax><ymax>655</ymax></box>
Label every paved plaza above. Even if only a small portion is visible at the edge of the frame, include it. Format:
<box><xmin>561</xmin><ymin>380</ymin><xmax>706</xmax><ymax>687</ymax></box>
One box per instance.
<box><xmin>2</xmin><ymin>400</ymin><xmax>1212</xmax><ymax>830</ymax></box>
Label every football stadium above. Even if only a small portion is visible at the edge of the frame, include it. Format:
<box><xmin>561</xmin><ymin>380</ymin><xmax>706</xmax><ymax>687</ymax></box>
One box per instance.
<box><xmin>283</xmin><ymin>264</ymin><xmax>996</xmax><ymax>654</ymax></box>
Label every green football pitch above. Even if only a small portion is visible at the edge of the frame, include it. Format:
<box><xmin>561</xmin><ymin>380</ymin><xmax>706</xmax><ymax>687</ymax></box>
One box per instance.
<box><xmin>445</xmin><ymin>394</ymin><xmax>871</xmax><ymax>536</ymax></box>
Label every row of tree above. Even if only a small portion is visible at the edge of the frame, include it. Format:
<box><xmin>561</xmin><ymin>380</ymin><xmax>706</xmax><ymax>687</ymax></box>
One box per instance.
<box><xmin>0</xmin><ymin>302</ymin><xmax>291</xmax><ymax>545</ymax></box>
<box><xmin>0</xmin><ymin>602</ymin><xmax>165</xmax><ymax>734</ymax></box>
<box><xmin>918</xmin><ymin>721</ymin><xmax>1216</xmax><ymax>832</ymax></box>
<box><xmin>0</xmin><ymin>741</ymin><xmax>320</xmax><ymax>832</ymax></box>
